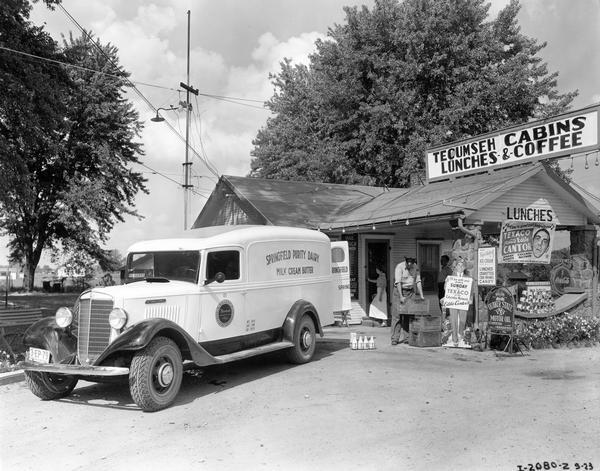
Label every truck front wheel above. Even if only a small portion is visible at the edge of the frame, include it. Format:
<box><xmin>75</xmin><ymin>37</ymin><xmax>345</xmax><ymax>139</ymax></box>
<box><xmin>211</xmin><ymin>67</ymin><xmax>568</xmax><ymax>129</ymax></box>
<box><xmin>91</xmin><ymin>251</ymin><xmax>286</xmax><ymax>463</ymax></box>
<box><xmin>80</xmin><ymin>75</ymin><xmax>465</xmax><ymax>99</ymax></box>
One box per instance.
<box><xmin>25</xmin><ymin>371</ymin><xmax>78</xmax><ymax>400</ymax></box>
<box><xmin>129</xmin><ymin>336</ymin><xmax>183</xmax><ymax>412</ymax></box>
<box><xmin>286</xmin><ymin>315</ymin><xmax>316</xmax><ymax>364</ymax></box>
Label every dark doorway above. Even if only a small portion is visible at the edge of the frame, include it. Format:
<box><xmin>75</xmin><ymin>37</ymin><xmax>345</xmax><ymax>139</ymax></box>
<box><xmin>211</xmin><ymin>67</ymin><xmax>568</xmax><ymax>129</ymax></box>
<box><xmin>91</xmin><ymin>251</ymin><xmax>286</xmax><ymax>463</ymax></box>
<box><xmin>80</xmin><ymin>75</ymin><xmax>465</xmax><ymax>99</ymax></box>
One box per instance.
<box><xmin>365</xmin><ymin>239</ymin><xmax>390</xmax><ymax>319</ymax></box>
<box><xmin>418</xmin><ymin>243</ymin><xmax>440</xmax><ymax>293</ymax></box>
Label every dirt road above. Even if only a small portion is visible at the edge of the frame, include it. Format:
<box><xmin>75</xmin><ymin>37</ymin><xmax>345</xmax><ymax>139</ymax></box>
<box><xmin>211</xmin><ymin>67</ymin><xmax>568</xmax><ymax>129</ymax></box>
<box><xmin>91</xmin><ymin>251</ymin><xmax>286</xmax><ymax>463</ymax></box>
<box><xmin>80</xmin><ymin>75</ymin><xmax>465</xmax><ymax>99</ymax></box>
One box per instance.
<box><xmin>1</xmin><ymin>326</ymin><xmax>599</xmax><ymax>471</ymax></box>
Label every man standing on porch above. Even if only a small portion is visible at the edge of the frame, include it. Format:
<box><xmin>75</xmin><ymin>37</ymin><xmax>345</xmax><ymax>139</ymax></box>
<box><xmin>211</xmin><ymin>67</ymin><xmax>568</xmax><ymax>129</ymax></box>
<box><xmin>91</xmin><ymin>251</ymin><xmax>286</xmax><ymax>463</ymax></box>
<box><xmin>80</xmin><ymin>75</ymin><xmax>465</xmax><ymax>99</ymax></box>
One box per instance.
<box><xmin>391</xmin><ymin>257</ymin><xmax>424</xmax><ymax>345</ymax></box>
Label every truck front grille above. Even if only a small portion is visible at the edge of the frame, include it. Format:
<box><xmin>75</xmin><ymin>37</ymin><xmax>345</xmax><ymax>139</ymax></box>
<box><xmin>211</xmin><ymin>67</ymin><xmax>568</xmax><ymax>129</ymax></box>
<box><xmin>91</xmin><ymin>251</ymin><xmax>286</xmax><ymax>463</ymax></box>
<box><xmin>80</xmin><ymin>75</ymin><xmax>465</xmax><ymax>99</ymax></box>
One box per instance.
<box><xmin>73</xmin><ymin>294</ymin><xmax>114</xmax><ymax>365</ymax></box>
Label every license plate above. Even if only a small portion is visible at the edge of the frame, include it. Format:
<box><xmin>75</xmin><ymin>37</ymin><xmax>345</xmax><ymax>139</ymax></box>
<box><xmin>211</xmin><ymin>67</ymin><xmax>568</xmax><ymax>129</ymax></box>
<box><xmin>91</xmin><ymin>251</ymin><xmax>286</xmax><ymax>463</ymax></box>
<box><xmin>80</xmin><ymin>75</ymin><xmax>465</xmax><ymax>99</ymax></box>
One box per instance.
<box><xmin>28</xmin><ymin>347</ymin><xmax>51</xmax><ymax>364</ymax></box>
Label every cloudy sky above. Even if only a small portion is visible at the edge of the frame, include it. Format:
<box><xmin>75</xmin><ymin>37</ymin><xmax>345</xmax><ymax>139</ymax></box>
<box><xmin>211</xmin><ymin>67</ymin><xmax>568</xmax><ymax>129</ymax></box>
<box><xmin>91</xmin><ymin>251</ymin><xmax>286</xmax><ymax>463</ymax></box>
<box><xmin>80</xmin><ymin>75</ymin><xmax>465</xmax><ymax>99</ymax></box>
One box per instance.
<box><xmin>2</xmin><ymin>0</ymin><xmax>599</xmax><ymax>266</ymax></box>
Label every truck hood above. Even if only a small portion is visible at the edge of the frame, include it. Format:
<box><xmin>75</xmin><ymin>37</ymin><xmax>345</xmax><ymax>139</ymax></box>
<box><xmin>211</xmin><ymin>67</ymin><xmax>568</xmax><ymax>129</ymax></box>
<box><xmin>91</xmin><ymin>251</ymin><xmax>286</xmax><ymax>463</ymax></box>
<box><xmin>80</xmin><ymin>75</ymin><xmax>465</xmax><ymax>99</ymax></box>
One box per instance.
<box><xmin>86</xmin><ymin>280</ymin><xmax>199</xmax><ymax>301</ymax></box>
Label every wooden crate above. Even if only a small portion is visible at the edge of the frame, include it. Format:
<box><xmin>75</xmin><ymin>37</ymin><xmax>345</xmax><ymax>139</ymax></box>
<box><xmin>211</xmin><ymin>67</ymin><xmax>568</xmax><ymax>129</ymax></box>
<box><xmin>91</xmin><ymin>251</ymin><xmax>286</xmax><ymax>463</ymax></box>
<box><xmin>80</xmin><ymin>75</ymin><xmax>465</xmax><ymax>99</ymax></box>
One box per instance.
<box><xmin>409</xmin><ymin>315</ymin><xmax>441</xmax><ymax>332</ymax></box>
<box><xmin>408</xmin><ymin>330</ymin><xmax>442</xmax><ymax>347</ymax></box>
<box><xmin>396</xmin><ymin>297</ymin><xmax>430</xmax><ymax>315</ymax></box>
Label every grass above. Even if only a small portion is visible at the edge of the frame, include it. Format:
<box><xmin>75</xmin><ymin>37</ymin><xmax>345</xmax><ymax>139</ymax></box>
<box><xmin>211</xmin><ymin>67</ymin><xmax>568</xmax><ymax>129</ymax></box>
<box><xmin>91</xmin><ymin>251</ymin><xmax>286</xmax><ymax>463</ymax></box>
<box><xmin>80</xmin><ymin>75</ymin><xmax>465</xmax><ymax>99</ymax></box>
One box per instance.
<box><xmin>1</xmin><ymin>292</ymin><xmax>82</xmax><ymax>373</ymax></box>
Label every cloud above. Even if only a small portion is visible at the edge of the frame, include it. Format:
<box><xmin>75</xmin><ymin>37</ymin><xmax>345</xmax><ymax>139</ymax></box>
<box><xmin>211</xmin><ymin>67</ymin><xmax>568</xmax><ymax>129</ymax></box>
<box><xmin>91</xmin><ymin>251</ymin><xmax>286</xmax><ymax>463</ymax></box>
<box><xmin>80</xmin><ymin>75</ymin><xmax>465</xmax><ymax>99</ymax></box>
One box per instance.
<box><xmin>135</xmin><ymin>4</ymin><xmax>178</xmax><ymax>35</ymax></box>
<box><xmin>252</xmin><ymin>31</ymin><xmax>325</xmax><ymax>71</ymax></box>
<box><xmin>109</xmin><ymin>26</ymin><xmax>323</xmax><ymax>254</ymax></box>
<box><xmin>90</xmin><ymin>18</ymin><xmax>177</xmax><ymax>82</ymax></box>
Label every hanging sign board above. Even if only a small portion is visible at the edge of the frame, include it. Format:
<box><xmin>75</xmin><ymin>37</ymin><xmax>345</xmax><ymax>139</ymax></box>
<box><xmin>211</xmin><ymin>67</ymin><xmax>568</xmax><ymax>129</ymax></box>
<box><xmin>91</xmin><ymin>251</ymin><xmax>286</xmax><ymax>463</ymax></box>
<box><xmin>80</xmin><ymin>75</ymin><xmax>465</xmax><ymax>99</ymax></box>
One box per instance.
<box><xmin>486</xmin><ymin>287</ymin><xmax>515</xmax><ymax>334</ymax></box>
<box><xmin>330</xmin><ymin>241</ymin><xmax>352</xmax><ymax>311</ymax></box>
<box><xmin>499</xmin><ymin>221</ymin><xmax>556</xmax><ymax>264</ymax></box>
<box><xmin>477</xmin><ymin>247</ymin><xmax>496</xmax><ymax>286</ymax></box>
<box><xmin>443</xmin><ymin>275</ymin><xmax>473</xmax><ymax>311</ymax></box>
<box><xmin>342</xmin><ymin>234</ymin><xmax>359</xmax><ymax>300</ymax></box>
<box><xmin>425</xmin><ymin>104</ymin><xmax>599</xmax><ymax>182</ymax></box>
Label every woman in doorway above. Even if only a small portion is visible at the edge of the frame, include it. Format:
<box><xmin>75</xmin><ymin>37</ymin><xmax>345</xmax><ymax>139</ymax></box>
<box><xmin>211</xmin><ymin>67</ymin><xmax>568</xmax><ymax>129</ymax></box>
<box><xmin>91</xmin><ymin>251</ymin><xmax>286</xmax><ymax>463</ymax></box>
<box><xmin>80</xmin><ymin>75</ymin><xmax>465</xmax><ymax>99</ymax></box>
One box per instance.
<box><xmin>368</xmin><ymin>266</ymin><xmax>388</xmax><ymax>327</ymax></box>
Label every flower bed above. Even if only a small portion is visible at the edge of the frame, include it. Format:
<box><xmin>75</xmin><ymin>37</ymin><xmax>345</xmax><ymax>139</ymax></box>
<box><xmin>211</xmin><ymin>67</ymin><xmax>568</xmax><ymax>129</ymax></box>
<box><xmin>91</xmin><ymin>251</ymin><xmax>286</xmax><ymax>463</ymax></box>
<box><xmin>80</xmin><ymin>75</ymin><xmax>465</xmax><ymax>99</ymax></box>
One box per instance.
<box><xmin>516</xmin><ymin>313</ymin><xmax>600</xmax><ymax>349</ymax></box>
<box><xmin>0</xmin><ymin>350</ymin><xmax>25</xmax><ymax>374</ymax></box>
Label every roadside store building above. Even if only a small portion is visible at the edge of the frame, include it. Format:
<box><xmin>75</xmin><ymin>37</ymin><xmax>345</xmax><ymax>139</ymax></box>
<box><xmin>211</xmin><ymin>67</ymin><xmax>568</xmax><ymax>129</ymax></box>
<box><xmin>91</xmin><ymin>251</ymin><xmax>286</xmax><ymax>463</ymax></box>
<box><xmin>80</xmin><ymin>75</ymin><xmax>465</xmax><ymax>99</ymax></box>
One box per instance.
<box><xmin>193</xmin><ymin>106</ymin><xmax>600</xmax><ymax>326</ymax></box>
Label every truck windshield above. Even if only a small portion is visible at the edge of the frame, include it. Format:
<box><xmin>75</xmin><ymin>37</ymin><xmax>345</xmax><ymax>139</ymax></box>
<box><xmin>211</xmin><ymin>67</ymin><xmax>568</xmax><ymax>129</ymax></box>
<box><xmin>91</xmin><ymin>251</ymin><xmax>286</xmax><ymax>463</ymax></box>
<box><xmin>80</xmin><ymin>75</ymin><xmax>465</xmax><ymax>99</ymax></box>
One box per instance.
<box><xmin>126</xmin><ymin>251</ymin><xmax>200</xmax><ymax>284</ymax></box>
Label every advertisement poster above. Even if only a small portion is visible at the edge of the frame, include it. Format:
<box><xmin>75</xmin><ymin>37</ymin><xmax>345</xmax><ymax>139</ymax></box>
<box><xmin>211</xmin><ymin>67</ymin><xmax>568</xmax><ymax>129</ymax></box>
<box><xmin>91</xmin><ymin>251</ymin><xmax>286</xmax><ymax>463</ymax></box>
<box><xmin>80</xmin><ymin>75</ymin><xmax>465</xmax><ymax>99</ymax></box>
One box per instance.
<box><xmin>443</xmin><ymin>275</ymin><xmax>473</xmax><ymax>311</ymax></box>
<box><xmin>518</xmin><ymin>281</ymin><xmax>555</xmax><ymax>316</ymax></box>
<box><xmin>485</xmin><ymin>287</ymin><xmax>515</xmax><ymax>334</ymax></box>
<box><xmin>499</xmin><ymin>220</ymin><xmax>556</xmax><ymax>264</ymax></box>
<box><xmin>342</xmin><ymin>234</ymin><xmax>359</xmax><ymax>300</ymax></box>
<box><xmin>330</xmin><ymin>241</ymin><xmax>352</xmax><ymax>311</ymax></box>
<box><xmin>477</xmin><ymin>247</ymin><xmax>497</xmax><ymax>286</ymax></box>
<box><xmin>550</xmin><ymin>264</ymin><xmax>571</xmax><ymax>295</ymax></box>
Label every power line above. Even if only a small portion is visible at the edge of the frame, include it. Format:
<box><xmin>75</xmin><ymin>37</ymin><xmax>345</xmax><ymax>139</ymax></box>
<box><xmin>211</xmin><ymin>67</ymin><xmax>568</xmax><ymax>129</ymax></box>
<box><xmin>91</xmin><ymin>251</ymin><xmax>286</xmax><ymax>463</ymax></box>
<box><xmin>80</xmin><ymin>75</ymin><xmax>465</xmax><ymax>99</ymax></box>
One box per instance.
<box><xmin>570</xmin><ymin>181</ymin><xmax>600</xmax><ymax>204</ymax></box>
<box><xmin>48</xmin><ymin>5</ymin><xmax>217</xmax><ymax>201</ymax></box>
<box><xmin>198</xmin><ymin>93</ymin><xmax>264</xmax><ymax>103</ymax></box>
<box><xmin>138</xmin><ymin>163</ymin><xmax>209</xmax><ymax>199</ymax></box>
<box><xmin>200</xmin><ymin>94</ymin><xmax>268</xmax><ymax>110</ymax></box>
<box><xmin>0</xmin><ymin>44</ymin><xmax>174</xmax><ymax>90</ymax></box>
<box><xmin>0</xmin><ymin>45</ymin><xmax>268</xmax><ymax>105</ymax></box>
<box><xmin>0</xmin><ymin>45</ymin><xmax>212</xmax><ymax>206</ymax></box>
<box><xmin>191</xmin><ymin>96</ymin><xmax>221</xmax><ymax>178</ymax></box>
<box><xmin>57</xmin><ymin>4</ymin><xmax>222</xmax><ymax>180</ymax></box>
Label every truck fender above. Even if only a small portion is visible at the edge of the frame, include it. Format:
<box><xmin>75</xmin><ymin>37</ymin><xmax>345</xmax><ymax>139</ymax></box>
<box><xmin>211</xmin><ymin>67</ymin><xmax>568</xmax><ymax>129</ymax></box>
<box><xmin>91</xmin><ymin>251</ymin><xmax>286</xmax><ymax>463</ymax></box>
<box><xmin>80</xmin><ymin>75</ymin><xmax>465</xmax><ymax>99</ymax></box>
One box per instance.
<box><xmin>22</xmin><ymin>317</ymin><xmax>77</xmax><ymax>364</ymax></box>
<box><xmin>93</xmin><ymin>318</ymin><xmax>219</xmax><ymax>367</ymax></box>
<box><xmin>282</xmin><ymin>299</ymin><xmax>324</xmax><ymax>343</ymax></box>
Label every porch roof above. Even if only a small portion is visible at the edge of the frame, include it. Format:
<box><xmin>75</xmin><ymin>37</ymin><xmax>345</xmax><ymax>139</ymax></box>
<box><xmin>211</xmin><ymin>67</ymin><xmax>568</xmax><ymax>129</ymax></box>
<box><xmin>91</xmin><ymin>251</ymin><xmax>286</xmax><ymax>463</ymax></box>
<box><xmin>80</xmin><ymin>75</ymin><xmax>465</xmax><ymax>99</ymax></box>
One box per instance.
<box><xmin>194</xmin><ymin>163</ymin><xmax>599</xmax><ymax>229</ymax></box>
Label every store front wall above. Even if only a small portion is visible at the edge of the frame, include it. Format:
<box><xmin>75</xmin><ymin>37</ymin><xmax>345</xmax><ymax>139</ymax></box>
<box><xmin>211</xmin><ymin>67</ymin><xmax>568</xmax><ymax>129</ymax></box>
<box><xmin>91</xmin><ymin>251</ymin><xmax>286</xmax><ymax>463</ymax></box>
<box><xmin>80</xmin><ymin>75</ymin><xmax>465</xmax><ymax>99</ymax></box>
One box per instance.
<box><xmin>337</xmin><ymin>223</ymin><xmax>456</xmax><ymax>319</ymax></box>
<box><xmin>331</xmin><ymin>176</ymin><xmax>598</xmax><ymax>322</ymax></box>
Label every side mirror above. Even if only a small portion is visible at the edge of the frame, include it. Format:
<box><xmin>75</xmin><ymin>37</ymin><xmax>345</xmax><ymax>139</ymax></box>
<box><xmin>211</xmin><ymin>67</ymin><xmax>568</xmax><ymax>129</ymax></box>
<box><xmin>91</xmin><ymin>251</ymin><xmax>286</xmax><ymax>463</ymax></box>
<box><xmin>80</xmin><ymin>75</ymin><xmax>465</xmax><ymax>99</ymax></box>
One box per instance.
<box><xmin>215</xmin><ymin>272</ymin><xmax>226</xmax><ymax>283</ymax></box>
<box><xmin>205</xmin><ymin>271</ymin><xmax>226</xmax><ymax>285</ymax></box>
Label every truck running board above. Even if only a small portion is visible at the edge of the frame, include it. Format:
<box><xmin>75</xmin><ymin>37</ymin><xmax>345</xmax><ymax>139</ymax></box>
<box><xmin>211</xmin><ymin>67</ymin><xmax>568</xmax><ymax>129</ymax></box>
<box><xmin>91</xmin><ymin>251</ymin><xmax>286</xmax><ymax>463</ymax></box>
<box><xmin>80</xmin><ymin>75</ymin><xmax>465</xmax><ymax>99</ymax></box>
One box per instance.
<box><xmin>213</xmin><ymin>340</ymin><xmax>294</xmax><ymax>364</ymax></box>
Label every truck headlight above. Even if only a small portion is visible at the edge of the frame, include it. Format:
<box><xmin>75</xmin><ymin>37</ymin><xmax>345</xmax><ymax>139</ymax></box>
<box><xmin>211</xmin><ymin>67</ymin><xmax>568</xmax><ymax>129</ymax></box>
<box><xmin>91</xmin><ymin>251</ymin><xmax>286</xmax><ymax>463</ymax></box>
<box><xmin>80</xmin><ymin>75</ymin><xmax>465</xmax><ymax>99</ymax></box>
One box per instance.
<box><xmin>55</xmin><ymin>307</ymin><xmax>73</xmax><ymax>328</ymax></box>
<box><xmin>109</xmin><ymin>308</ymin><xmax>128</xmax><ymax>329</ymax></box>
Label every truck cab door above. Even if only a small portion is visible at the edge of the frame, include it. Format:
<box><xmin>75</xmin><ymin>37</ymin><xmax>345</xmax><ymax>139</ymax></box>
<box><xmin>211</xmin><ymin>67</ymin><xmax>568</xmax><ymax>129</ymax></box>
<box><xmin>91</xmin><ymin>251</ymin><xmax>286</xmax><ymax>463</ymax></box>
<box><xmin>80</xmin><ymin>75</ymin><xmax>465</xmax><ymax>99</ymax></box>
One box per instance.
<box><xmin>199</xmin><ymin>248</ymin><xmax>247</xmax><ymax>343</ymax></box>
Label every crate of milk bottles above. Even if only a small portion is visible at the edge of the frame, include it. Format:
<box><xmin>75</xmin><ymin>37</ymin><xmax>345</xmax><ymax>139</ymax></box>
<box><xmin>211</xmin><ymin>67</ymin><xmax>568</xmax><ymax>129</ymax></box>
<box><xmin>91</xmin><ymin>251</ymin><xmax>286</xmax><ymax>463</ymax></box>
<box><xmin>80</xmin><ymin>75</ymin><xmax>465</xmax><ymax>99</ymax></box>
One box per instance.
<box><xmin>350</xmin><ymin>332</ymin><xmax>376</xmax><ymax>350</ymax></box>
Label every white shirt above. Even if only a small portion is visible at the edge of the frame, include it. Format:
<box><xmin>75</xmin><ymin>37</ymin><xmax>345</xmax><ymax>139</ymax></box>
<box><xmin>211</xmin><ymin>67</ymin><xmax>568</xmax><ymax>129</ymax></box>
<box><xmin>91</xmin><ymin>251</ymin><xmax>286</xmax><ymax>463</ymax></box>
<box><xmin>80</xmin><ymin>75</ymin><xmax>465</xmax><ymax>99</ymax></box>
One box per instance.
<box><xmin>394</xmin><ymin>262</ymin><xmax>421</xmax><ymax>290</ymax></box>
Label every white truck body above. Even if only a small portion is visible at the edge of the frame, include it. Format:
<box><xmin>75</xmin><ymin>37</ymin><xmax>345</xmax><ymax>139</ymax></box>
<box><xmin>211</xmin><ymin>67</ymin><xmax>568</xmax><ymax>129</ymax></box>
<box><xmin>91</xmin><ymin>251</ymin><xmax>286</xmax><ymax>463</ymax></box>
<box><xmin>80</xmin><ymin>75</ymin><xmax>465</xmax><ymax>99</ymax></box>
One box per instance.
<box><xmin>123</xmin><ymin>225</ymin><xmax>337</xmax><ymax>343</ymax></box>
<box><xmin>21</xmin><ymin>225</ymin><xmax>349</xmax><ymax>411</ymax></box>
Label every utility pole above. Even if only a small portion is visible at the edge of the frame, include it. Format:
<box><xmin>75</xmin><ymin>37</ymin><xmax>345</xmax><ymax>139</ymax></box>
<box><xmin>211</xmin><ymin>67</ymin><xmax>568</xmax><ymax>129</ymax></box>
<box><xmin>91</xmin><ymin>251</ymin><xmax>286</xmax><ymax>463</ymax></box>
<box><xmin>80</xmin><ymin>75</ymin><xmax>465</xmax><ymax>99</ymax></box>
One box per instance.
<box><xmin>180</xmin><ymin>10</ymin><xmax>198</xmax><ymax>230</ymax></box>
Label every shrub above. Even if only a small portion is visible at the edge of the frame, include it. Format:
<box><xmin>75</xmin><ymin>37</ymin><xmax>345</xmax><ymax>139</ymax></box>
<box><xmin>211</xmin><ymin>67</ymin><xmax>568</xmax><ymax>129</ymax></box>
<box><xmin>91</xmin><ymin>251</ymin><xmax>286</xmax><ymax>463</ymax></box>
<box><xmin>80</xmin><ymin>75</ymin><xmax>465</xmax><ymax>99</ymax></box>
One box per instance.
<box><xmin>516</xmin><ymin>313</ymin><xmax>600</xmax><ymax>349</ymax></box>
<box><xmin>0</xmin><ymin>350</ymin><xmax>24</xmax><ymax>374</ymax></box>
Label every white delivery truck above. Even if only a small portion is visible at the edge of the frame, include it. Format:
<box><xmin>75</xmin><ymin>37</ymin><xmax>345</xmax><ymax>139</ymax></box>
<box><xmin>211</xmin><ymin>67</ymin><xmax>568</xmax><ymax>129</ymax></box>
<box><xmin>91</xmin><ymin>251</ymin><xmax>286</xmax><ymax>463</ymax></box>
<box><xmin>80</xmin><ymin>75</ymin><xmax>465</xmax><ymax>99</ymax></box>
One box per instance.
<box><xmin>20</xmin><ymin>225</ymin><xmax>350</xmax><ymax>411</ymax></box>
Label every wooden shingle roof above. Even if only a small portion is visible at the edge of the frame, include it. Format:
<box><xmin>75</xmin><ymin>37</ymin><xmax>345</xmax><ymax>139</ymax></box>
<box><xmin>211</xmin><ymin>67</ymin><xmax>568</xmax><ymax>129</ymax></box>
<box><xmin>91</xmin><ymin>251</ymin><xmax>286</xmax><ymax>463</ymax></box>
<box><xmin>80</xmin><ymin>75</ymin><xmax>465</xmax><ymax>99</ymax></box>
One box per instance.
<box><xmin>193</xmin><ymin>163</ymin><xmax>599</xmax><ymax>229</ymax></box>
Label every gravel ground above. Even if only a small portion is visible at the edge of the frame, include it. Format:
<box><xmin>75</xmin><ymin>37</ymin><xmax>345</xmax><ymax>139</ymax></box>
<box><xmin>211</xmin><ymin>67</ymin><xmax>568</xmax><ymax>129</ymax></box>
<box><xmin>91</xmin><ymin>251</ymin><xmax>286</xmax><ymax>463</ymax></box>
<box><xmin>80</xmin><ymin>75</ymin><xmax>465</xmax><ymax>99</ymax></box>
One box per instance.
<box><xmin>1</xmin><ymin>326</ymin><xmax>599</xmax><ymax>471</ymax></box>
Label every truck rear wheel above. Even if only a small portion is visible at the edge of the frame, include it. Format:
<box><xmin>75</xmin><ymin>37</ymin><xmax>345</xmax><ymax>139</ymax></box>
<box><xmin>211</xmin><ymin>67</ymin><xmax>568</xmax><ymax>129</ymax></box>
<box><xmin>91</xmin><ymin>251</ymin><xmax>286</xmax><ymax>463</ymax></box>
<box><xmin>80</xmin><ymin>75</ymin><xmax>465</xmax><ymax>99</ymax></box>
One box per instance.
<box><xmin>129</xmin><ymin>336</ymin><xmax>183</xmax><ymax>412</ymax></box>
<box><xmin>286</xmin><ymin>315</ymin><xmax>316</xmax><ymax>364</ymax></box>
<box><xmin>25</xmin><ymin>371</ymin><xmax>78</xmax><ymax>400</ymax></box>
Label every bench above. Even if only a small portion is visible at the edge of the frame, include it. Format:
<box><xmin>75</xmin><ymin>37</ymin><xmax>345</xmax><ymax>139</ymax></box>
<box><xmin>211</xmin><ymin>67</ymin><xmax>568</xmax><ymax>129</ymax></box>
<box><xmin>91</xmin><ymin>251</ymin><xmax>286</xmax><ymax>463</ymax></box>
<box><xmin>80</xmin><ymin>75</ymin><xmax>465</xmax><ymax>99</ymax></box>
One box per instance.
<box><xmin>0</xmin><ymin>308</ymin><xmax>43</xmax><ymax>356</ymax></box>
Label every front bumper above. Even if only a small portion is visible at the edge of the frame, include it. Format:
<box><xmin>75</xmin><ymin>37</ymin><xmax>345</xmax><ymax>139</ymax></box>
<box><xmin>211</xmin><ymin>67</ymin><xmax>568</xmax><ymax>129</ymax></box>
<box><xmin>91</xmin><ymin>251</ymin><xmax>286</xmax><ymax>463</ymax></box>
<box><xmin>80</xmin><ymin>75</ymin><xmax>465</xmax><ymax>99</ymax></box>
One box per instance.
<box><xmin>18</xmin><ymin>361</ymin><xmax>129</xmax><ymax>377</ymax></box>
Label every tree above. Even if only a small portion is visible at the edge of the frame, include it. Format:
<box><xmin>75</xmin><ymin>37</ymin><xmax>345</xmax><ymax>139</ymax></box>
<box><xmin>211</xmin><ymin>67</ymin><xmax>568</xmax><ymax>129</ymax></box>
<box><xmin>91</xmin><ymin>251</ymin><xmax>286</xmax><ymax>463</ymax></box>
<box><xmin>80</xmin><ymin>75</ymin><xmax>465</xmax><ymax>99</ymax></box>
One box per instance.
<box><xmin>250</xmin><ymin>0</ymin><xmax>577</xmax><ymax>187</ymax></box>
<box><xmin>0</xmin><ymin>0</ymin><xmax>146</xmax><ymax>290</ymax></box>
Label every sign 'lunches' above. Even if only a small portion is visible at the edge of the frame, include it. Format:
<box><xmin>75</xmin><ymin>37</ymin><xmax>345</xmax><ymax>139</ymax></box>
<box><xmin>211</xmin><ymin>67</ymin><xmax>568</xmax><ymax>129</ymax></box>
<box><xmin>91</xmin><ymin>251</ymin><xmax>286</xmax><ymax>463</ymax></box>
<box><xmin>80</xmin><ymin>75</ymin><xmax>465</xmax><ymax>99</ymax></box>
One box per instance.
<box><xmin>426</xmin><ymin>105</ymin><xmax>599</xmax><ymax>181</ymax></box>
